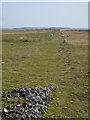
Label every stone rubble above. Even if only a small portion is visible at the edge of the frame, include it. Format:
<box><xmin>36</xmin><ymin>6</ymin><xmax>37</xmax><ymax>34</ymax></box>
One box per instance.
<box><xmin>1</xmin><ymin>86</ymin><xmax>56</xmax><ymax>120</ymax></box>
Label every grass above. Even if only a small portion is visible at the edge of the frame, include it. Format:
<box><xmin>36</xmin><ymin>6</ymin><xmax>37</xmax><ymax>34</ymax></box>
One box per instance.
<box><xmin>2</xmin><ymin>30</ymin><xmax>88</xmax><ymax>118</ymax></box>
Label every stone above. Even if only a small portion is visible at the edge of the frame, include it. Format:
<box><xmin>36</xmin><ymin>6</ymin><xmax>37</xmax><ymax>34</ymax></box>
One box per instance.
<box><xmin>4</xmin><ymin>108</ymin><xmax>8</xmax><ymax>113</ymax></box>
<box><xmin>2</xmin><ymin>86</ymin><xmax>56</xmax><ymax>119</ymax></box>
<box><xmin>15</xmin><ymin>113</ymin><xmax>19</xmax><ymax>118</ymax></box>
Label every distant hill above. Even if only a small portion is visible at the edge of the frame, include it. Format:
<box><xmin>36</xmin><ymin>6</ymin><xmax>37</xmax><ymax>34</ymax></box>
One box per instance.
<box><xmin>12</xmin><ymin>27</ymin><xmax>71</xmax><ymax>30</ymax></box>
<box><xmin>2</xmin><ymin>27</ymin><xmax>88</xmax><ymax>30</ymax></box>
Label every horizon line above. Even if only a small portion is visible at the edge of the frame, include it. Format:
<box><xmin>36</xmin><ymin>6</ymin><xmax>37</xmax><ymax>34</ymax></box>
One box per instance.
<box><xmin>1</xmin><ymin>26</ymin><xmax>88</xmax><ymax>29</ymax></box>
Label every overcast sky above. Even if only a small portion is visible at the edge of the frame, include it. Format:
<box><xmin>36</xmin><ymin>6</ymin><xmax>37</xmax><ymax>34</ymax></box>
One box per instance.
<box><xmin>2</xmin><ymin>2</ymin><xmax>88</xmax><ymax>29</ymax></box>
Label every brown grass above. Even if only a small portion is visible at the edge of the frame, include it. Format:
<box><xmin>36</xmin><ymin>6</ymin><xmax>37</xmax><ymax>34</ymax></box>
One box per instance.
<box><xmin>61</xmin><ymin>30</ymin><xmax>88</xmax><ymax>45</ymax></box>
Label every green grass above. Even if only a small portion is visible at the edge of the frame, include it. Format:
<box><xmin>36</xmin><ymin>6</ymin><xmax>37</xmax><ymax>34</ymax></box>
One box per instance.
<box><xmin>2</xmin><ymin>30</ymin><xmax>88</xmax><ymax>118</ymax></box>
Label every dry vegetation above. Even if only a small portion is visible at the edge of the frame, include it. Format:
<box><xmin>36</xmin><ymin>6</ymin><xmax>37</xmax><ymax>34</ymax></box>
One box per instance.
<box><xmin>62</xmin><ymin>30</ymin><xmax>88</xmax><ymax>45</ymax></box>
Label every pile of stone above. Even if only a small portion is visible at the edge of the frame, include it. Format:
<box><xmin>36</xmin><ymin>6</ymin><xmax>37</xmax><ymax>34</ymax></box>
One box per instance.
<box><xmin>1</xmin><ymin>86</ymin><xmax>56</xmax><ymax>120</ymax></box>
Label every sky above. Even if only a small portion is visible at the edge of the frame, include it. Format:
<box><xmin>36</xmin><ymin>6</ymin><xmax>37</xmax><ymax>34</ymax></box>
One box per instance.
<box><xmin>2</xmin><ymin>2</ymin><xmax>88</xmax><ymax>29</ymax></box>
<box><xmin>2</xmin><ymin>0</ymin><xmax>90</xmax><ymax>2</ymax></box>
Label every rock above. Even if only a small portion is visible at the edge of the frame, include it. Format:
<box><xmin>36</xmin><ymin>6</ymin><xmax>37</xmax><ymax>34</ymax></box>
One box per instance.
<box><xmin>17</xmin><ymin>104</ymin><xmax>21</xmax><ymax>107</ymax></box>
<box><xmin>79</xmin><ymin>109</ymin><xmax>83</xmax><ymax>113</ymax></box>
<box><xmin>2</xmin><ymin>86</ymin><xmax>56</xmax><ymax>119</ymax></box>
<box><xmin>4</xmin><ymin>108</ymin><xmax>8</xmax><ymax>113</ymax></box>
<box><xmin>62</xmin><ymin>86</ymin><xmax>64</xmax><ymax>89</ymax></box>
<box><xmin>63</xmin><ymin>107</ymin><xmax>68</xmax><ymax>110</ymax></box>
<box><xmin>22</xmin><ymin>40</ymin><xmax>29</xmax><ymax>42</ymax></box>
<box><xmin>70</xmin><ymin>101</ymin><xmax>73</xmax><ymax>104</ymax></box>
<box><xmin>15</xmin><ymin>113</ymin><xmax>19</xmax><ymax>118</ymax></box>
<box><xmin>22</xmin><ymin>114</ymin><xmax>26</xmax><ymax>119</ymax></box>
<box><xmin>84</xmin><ymin>109</ymin><xmax>87</xmax><ymax>112</ymax></box>
<box><xmin>70</xmin><ymin>94</ymin><xmax>73</xmax><ymax>96</ymax></box>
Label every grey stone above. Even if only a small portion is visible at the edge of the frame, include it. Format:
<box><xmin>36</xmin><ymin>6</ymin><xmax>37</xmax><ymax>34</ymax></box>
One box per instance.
<box><xmin>2</xmin><ymin>86</ymin><xmax>56</xmax><ymax>119</ymax></box>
